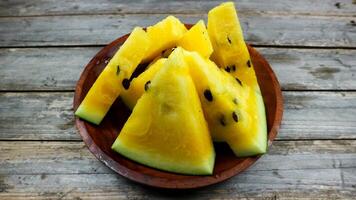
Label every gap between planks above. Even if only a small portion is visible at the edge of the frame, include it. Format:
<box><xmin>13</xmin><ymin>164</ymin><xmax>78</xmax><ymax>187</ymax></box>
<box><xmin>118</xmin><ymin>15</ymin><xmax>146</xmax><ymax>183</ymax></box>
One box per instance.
<box><xmin>0</xmin><ymin>0</ymin><xmax>355</xmax><ymax>18</ymax></box>
<box><xmin>0</xmin><ymin>140</ymin><xmax>355</xmax><ymax>199</ymax></box>
<box><xmin>1</xmin><ymin>47</ymin><xmax>356</xmax><ymax>91</ymax></box>
<box><xmin>1</xmin><ymin>44</ymin><xmax>356</xmax><ymax>50</ymax></box>
<box><xmin>2</xmin><ymin>90</ymin><xmax>356</xmax><ymax>93</ymax></box>
<box><xmin>1</xmin><ymin>138</ymin><xmax>356</xmax><ymax>143</ymax></box>
<box><xmin>1</xmin><ymin>91</ymin><xmax>356</xmax><ymax>141</ymax></box>
<box><xmin>0</xmin><ymin>11</ymin><xmax>354</xmax><ymax>19</ymax></box>
<box><xmin>0</xmin><ymin>14</ymin><xmax>355</xmax><ymax>48</ymax></box>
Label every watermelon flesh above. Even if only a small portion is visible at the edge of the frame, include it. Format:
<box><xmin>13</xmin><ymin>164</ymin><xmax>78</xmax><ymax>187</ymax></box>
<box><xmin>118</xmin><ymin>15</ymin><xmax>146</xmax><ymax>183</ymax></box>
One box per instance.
<box><xmin>142</xmin><ymin>15</ymin><xmax>187</xmax><ymax>62</ymax></box>
<box><xmin>178</xmin><ymin>20</ymin><xmax>213</xmax><ymax>58</ymax></box>
<box><xmin>120</xmin><ymin>58</ymin><xmax>167</xmax><ymax>110</ymax></box>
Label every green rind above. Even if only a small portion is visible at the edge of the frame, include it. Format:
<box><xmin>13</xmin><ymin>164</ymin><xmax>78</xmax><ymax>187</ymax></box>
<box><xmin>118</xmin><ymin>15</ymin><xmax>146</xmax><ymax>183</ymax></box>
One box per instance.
<box><xmin>75</xmin><ymin>104</ymin><xmax>103</xmax><ymax>125</ymax></box>
<box><xmin>112</xmin><ymin>139</ymin><xmax>215</xmax><ymax>175</ymax></box>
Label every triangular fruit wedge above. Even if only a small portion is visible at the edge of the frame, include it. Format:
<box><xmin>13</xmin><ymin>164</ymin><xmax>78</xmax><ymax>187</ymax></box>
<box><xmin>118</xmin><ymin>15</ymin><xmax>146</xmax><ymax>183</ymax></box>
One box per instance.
<box><xmin>75</xmin><ymin>27</ymin><xmax>150</xmax><ymax>124</ymax></box>
<box><xmin>120</xmin><ymin>58</ymin><xmax>167</xmax><ymax>109</ymax></box>
<box><xmin>112</xmin><ymin>48</ymin><xmax>215</xmax><ymax>175</ymax></box>
<box><xmin>184</xmin><ymin>50</ymin><xmax>267</xmax><ymax>157</ymax></box>
<box><xmin>178</xmin><ymin>20</ymin><xmax>213</xmax><ymax>58</ymax></box>
<box><xmin>207</xmin><ymin>2</ymin><xmax>267</xmax><ymax>156</ymax></box>
<box><xmin>207</xmin><ymin>2</ymin><xmax>260</xmax><ymax>90</ymax></box>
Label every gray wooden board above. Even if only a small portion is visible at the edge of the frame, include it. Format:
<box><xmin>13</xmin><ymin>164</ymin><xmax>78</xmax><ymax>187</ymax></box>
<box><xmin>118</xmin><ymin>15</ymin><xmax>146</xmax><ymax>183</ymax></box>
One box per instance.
<box><xmin>0</xmin><ymin>140</ymin><xmax>355</xmax><ymax>199</ymax></box>
<box><xmin>1</xmin><ymin>47</ymin><xmax>355</xmax><ymax>91</ymax></box>
<box><xmin>1</xmin><ymin>172</ymin><xmax>354</xmax><ymax>199</ymax></box>
<box><xmin>1</xmin><ymin>140</ymin><xmax>355</xmax><ymax>174</ymax></box>
<box><xmin>0</xmin><ymin>91</ymin><xmax>355</xmax><ymax>141</ymax></box>
<box><xmin>0</xmin><ymin>14</ymin><xmax>355</xmax><ymax>47</ymax></box>
<box><xmin>0</xmin><ymin>0</ymin><xmax>355</xmax><ymax>17</ymax></box>
<box><xmin>0</xmin><ymin>0</ymin><xmax>355</xmax><ymax>199</ymax></box>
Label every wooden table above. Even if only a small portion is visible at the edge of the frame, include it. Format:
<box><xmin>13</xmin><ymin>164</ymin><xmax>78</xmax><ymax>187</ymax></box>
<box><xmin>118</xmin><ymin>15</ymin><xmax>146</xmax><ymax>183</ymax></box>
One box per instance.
<box><xmin>1</xmin><ymin>0</ymin><xmax>355</xmax><ymax>199</ymax></box>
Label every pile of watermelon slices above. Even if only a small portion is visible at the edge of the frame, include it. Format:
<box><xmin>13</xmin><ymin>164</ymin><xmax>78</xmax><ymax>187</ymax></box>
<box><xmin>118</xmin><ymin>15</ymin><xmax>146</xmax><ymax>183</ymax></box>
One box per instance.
<box><xmin>75</xmin><ymin>2</ymin><xmax>267</xmax><ymax>175</ymax></box>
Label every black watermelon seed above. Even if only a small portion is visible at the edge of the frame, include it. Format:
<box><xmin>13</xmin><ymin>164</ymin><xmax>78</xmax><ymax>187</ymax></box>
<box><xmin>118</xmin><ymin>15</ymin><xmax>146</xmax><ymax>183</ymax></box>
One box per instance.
<box><xmin>247</xmin><ymin>60</ymin><xmax>251</xmax><ymax>68</ymax></box>
<box><xmin>122</xmin><ymin>78</ymin><xmax>130</xmax><ymax>90</ymax></box>
<box><xmin>225</xmin><ymin>66</ymin><xmax>231</xmax><ymax>72</ymax></box>
<box><xmin>116</xmin><ymin>66</ymin><xmax>120</xmax><ymax>75</ymax></box>
<box><xmin>233</xmin><ymin>98</ymin><xmax>238</xmax><ymax>105</ymax></box>
<box><xmin>219</xmin><ymin>115</ymin><xmax>226</xmax><ymax>126</ymax></box>
<box><xmin>235</xmin><ymin>78</ymin><xmax>243</xmax><ymax>86</ymax></box>
<box><xmin>232</xmin><ymin>111</ymin><xmax>239</xmax><ymax>122</ymax></box>
<box><xmin>231</xmin><ymin>65</ymin><xmax>236</xmax><ymax>71</ymax></box>
<box><xmin>227</xmin><ymin>36</ymin><xmax>232</xmax><ymax>44</ymax></box>
<box><xmin>204</xmin><ymin>89</ymin><xmax>213</xmax><ymax>102</ymax></box>
<box><xmin>144</xmin><ymin>80</ymin><xmax>151</xmax><ymax>91</ymax></box>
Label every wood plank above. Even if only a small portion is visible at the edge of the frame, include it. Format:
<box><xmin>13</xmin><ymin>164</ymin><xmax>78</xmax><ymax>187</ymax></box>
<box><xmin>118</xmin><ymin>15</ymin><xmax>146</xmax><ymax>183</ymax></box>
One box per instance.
<box><xmin>0</xmin><ymin>92</ymin><xmax>77</xmax><ymax>140</ymax></box>
<box><xmin>282</xmin><ymin>92</ymin><xmax>356</xmax><ymax>140</ymax></box>
<box><xmin>259</xmin><ymin>48</ymin><xmax>356</xmax><ymax>91</ymax></box>
<box><xmin>0</xmin><ymin>0</ymin><xmax>355</xmax><ymax>17</ymax></box>
<box><xmin>1</xmin><ymin>140</ymin><xmax>355</xmax><ymax>174</ymax></box>
<box><xmin>0</xmin><ymin>47</ymin><xmax>98</xmax><ymax>91</ymax></box>
<box><xmin>0</xmin><ymin>14</ymin><xmax>355</xmax><ymax>47</ymax></box>
<box><xmin>0</xmin><ymin>91</ymin><xmax>355</xmax><ymax>141</ymax></box>
<box><xmin>0</xmin><ymin>141</ymin><xmax>112</xmax><ymax>175</ymax></box>
<box><xmin>0</xmin><ymin>140</ymin><xmax>355</xmax><ymax>199</ymax></box>
<box><xmin>1</xmin><ymin>47</ymin><xmax>355</xmax><ymax>91</ymax></box>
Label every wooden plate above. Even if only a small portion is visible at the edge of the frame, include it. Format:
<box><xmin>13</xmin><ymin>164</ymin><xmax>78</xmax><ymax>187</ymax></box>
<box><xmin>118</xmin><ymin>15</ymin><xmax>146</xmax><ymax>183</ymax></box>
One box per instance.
<box><xmin>73</xmin><ymin>25</ymin><xmax>283</xmax><ymax>189</ymax></box>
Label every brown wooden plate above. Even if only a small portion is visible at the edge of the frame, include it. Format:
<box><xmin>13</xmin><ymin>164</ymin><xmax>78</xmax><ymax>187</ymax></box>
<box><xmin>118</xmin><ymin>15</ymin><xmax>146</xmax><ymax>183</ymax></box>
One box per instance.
<box><xmin>73</xmin><ymin>25</ymin><xmax>283</xmax><ymax>189</ymax></box>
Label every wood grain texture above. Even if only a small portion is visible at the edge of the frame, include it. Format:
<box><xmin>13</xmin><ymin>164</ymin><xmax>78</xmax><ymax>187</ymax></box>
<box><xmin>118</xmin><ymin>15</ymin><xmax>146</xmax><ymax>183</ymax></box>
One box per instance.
<box><xmin>0</xmin><ymin>47</ymin><xmax>98</xmax><ymax>91</ymax></box>
<box><xmin>0</xmin><ymin>91</ymin><xmax>355</xmax><ymax>141</ymax></box>
<box><xmin>0</xmin><ymin>92</ymin><xmax>77</xmax><ymax>140</ymax></box>
<box><xmin>0</xmin><ymin>14</ymin><xmax>355</xmax><ymax>47</ymax></box>
<box><xmin>0</xmin><ymin>140</ymin><xmax>355</xmax><ymax>199</ymax></box>
<box><xmin>0</xmin><ymin>0</ymin><xmax>354</xmax><ymax>197</ymax></box>
<box><xmin>1</xmin><ymin>47</ymin><xmax>355</xmax><ymax>91</ymax></box>
<box><xmin>282</xmin><ymin>91</ymin><xmax>356</xmax><ymax>140</ymax></box>
<box><xmin>260</xmin><ymin>48</ymin><xmax>356</xmax><ymax>91</ymax></box>
<box><xmin>1</xmin><ymin>140</ymin><xmax>355</xmax><ymax>174</ymax></box>
<box><xmin>0</xmin><ymin>0</ymin><xmax>355</xmax><ymax>17</ymax></box>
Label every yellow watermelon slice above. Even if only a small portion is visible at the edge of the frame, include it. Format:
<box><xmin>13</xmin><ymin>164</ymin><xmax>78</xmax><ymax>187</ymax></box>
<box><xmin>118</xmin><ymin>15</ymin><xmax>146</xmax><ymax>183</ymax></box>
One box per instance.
<box><xmin>185</xmin><ymin>50</ymin><xmax>267</xmax><ymax>157</ymax></box>
<box><xmin>75</xmin><ymin>27</ymin><xmax>150</xmax><ymax>124</ymax></box>
<box><xmin>112</xmin><ymin>48</ymin><xmax>215</xmax><ymax>175</ymax></box>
